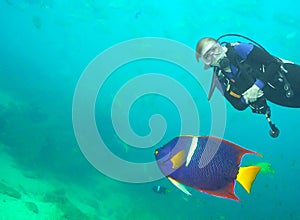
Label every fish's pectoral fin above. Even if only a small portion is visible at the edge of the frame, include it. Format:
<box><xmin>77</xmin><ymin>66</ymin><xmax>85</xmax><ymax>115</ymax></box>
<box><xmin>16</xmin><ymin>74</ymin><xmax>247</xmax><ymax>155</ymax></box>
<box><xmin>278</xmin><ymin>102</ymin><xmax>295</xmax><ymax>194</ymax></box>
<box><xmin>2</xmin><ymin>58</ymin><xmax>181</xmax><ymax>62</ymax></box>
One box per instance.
<box><xmin>168</xmin><ymin>177</ymin><xmax>192</xmax><ymax>196</ymax></box>
<box><xmin>171</xmin><ymin>150</ymin><xmax>186</xmax><ymax>169</ymax></box>
<box><xmin>236</xmin><ymin>166</ymin><xmax>261</xmax><ymax>194</ymax></box>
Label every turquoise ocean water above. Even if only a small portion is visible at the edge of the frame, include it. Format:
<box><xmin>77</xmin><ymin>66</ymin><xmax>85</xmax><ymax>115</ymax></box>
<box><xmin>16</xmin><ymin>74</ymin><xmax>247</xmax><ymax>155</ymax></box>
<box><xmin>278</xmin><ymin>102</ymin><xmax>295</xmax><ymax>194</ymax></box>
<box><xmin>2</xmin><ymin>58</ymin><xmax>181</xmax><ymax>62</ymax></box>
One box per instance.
<box><xmin>0</xmin><ymin>0</ymin><xmax>299</xmax><ymax>219</ymax></box>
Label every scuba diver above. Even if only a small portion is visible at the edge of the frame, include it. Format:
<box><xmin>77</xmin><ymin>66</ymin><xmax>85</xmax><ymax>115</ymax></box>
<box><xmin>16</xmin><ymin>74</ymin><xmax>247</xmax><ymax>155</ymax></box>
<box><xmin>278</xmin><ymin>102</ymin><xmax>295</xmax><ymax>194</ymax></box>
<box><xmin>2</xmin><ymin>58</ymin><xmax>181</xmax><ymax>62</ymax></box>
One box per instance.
<box><xmin>195</xmin><ymin>34</ymin><xmax>300</xmax><ymax>137</ymax></box>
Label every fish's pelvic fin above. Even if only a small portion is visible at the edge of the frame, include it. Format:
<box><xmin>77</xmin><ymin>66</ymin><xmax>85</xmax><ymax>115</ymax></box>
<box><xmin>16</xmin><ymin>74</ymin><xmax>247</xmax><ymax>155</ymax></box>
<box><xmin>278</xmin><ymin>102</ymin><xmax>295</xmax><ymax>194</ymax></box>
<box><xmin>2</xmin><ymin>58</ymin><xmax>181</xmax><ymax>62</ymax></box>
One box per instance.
<box><xmin>168</xmin><ymin>177</ymin><xmax>192</xmax><ymax>196</ymax></box>
<box><xmin>237</xmin><ymin>166</ymin><xmax>261</xmax><ymax>194</ymax></box>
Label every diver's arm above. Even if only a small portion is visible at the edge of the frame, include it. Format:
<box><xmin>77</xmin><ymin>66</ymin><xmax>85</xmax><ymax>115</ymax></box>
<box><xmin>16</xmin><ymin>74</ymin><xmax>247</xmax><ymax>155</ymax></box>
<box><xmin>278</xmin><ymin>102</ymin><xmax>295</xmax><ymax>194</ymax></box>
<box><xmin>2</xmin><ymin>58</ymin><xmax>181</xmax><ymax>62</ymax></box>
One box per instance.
<box><xmin>224</xmin><ymin>92</ymin><xmax>248</xmax><ymax>111</ymax></box>
<box><xmin>241</xmin><ymin>45</ymin><xmax>279</xmax><ymax>103</ymax></box>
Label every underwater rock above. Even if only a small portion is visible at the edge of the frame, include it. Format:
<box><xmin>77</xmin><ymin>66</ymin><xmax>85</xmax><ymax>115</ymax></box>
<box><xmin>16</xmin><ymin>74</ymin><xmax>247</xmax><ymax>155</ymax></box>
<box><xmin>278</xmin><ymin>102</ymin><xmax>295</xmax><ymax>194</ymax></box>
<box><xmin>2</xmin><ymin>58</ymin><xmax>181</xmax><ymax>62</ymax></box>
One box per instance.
<box><xmin>42</xmin><ymin>189</ymin><xmax>67</xmax><ymax>204</ymax></box>
<box><xmin>18</xmin><ymin>184</ymin><xmax>29</xmax><ymax>196</ymax></box>
<box><xmin>61</xmin><ymin>202</ymin><xmax>89</xmax><ymax>220</ymax></box>
<box><xmin>43</xmin><ymin>189</ymin><xmax>90</xmax><ymax>219</ymax></box>
<box><xmin>0</xmin><ymin>106</ymin><xmax>8</xmax><ymax>130</ymax></box>
<box><xmin>25</xmin><ymin>201</ymin><xmax>39</xmax><ymax>214</ymax></box>
<box><xmin>27</xmin><ymin>105</ymin><xmax>48</xmax><ymax>123</ymax></box>
<box><xmin>84</xmin><ymin>198</ymin><xmax>99</xmax><ymax>211</ymax></box>
<box><xmin>21</xmin><ymin>169</ymin><xmax>39</xmax><ymax>179</ymax></box>
<box><xmin>0</xmin><ymin>182</ymin><xmax>21</xmax><ymax>199</ymax></box>
<box><xmin>126</xmin><ymin>208</ymin><xmax>155</xmax><ymax>220</ymax></box>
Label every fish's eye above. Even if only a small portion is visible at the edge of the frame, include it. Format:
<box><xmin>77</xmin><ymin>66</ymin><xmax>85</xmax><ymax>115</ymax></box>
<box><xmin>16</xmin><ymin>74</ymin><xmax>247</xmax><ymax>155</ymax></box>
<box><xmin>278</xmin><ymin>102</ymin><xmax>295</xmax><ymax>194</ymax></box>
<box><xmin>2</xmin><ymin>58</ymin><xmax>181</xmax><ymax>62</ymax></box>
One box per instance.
<box><xmin>154</xmin><ymin>150</ymin><xmax>159</xmax><ymax>155</ymax></box>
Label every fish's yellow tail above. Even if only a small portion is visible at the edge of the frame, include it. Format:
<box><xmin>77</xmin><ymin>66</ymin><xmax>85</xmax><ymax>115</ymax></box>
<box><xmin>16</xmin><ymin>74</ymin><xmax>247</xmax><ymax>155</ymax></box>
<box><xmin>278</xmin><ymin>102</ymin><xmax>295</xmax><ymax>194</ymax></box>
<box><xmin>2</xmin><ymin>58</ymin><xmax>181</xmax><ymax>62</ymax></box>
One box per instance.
<box><xmin>236</xmin><ymin>166</ymin><xmax>261</xmax><ymax>194</ymax></box>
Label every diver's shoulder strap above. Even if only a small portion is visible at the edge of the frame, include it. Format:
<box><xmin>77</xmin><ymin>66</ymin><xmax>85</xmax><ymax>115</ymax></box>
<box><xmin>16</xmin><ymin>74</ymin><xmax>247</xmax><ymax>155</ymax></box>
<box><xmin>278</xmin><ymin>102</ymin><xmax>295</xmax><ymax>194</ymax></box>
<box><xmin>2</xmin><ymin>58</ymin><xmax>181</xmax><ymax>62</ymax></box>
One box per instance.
<box><xmin>214</xmin><ymin>68</ymin><xmax>241</xmax><ymax>98</ymax></box>
<box><xmin>225</xmin><ymin>43</ymin><xmax>244</xmax><ymax>67</ymax></box>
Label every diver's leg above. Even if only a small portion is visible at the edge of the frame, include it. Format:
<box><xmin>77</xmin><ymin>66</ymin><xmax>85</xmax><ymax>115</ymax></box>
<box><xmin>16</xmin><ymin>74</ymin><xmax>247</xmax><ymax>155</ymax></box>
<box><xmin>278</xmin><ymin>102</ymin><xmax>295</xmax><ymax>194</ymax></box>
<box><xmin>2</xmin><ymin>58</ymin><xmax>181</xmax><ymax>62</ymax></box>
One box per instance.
<box><xmin>264</xmin><ymin>63</ymin><xmax>300</xmax><ymax>108</ymax></box>
<box><xmin>284</xmin><ymin>63</ymin><xmax>300</xmax><ymax>107</ymax></box>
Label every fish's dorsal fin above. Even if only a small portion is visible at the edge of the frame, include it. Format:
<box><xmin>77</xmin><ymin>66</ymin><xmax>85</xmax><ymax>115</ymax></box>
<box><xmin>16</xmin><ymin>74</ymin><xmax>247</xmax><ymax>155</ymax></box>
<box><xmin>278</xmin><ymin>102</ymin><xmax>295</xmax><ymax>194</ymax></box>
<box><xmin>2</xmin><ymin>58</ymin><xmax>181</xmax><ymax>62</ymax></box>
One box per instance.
<box><xmin>236</xmin><ymin>166</ymin><xmax>261</xmax><ymax>194</ymax></box>
<box><xmin>168</xmin><ymin>177</ymin><xmax>192</xmax><ymax>196</ymax></box>
<box><xmin>185</xmin><ymin>137</ymin><xmax>198</xmax><ymax>167</ymax></box>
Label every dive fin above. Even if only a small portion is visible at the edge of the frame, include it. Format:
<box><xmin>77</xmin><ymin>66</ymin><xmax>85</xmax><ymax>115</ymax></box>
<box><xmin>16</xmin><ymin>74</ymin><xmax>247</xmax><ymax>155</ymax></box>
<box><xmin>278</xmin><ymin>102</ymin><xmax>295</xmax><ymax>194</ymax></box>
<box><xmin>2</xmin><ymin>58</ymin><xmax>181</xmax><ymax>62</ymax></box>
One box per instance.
<box><xmin>236</xmin><ymin>166</ymin><xmax>261</xmax><ymax>194</ymax></box>
<box><xmin>168</xmin><ymin>177</ymin><xmax>192</xmax><ymax>196</ymax></box>
<box><xmin>208</xmin><ymin>69</ymin><xmax>224</xmax><ymax>100</ymax></box>
<box><xmin>208</xmin><ymin>73</ymin><xmax>217</xmax><ymax>100</ymax></box>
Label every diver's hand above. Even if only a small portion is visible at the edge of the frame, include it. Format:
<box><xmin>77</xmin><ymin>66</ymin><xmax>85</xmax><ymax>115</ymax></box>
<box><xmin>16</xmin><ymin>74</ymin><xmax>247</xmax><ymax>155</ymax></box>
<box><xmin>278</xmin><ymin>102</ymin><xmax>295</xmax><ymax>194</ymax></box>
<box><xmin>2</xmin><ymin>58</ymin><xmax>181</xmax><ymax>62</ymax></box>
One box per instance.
<box><xmin>242</xmin><ymin>84</ymin><xmax>264</xmax><ymax>104</ymax></box>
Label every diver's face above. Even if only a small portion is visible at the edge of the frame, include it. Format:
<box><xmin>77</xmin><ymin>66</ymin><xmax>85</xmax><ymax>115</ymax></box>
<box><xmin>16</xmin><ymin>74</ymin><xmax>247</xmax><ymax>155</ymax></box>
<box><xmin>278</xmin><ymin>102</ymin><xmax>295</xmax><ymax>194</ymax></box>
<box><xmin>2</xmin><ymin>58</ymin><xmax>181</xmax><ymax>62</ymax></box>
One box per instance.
<box><xmin>201</xmin><ymin>42</ymin><xmax>224</xmax><ymax>67</ymax></box>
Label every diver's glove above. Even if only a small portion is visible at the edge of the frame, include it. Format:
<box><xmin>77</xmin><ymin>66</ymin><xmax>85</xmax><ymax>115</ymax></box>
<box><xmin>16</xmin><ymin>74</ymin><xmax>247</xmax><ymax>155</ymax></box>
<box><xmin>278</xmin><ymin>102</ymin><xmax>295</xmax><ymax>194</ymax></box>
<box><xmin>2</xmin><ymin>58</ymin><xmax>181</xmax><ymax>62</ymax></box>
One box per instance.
<box><xmin>242</xmin><ymin>84</ymin><xmax>264</xmax><ymax>104</ymax></box>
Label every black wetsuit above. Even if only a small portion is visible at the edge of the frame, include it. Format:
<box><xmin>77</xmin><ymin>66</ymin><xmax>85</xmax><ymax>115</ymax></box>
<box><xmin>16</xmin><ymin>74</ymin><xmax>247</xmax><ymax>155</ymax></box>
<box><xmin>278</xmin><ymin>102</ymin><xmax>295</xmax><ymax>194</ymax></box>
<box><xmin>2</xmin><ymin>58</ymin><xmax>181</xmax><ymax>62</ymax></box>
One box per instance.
<box><xmin>216</xmin><ymin>42</ymin><xmax>300</xmax><ymax>111</ymax></box>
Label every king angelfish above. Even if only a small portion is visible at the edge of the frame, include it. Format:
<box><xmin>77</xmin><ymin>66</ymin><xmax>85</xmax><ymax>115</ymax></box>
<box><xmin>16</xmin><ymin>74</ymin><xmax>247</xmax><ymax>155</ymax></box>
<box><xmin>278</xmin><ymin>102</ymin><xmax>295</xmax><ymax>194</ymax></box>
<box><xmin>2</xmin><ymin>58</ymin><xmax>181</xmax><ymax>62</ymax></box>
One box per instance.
<box><xmin>154</xmin><ymin>135</ymin><xmax>261</xmax><ymax>201</ymax></box>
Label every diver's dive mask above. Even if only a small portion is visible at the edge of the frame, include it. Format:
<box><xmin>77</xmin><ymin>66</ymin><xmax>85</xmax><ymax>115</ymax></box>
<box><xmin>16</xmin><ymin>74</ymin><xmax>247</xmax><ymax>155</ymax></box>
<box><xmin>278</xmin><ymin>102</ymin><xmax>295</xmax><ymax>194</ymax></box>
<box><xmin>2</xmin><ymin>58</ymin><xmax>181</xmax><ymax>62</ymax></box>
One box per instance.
<box><xmin>201</xmin><ymin>43</ymin><xmax>223</xmax><ymax>65</ymax></box>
